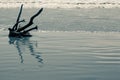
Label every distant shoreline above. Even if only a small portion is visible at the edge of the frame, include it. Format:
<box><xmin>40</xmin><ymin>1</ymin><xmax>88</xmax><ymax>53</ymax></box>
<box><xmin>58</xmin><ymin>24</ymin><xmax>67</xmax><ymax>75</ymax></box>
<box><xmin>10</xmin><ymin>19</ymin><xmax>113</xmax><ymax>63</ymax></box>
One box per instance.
<box><xmin>0</xmin><ymin>2</ymin><xmax>120</xmax><ymax>8</ymax></box>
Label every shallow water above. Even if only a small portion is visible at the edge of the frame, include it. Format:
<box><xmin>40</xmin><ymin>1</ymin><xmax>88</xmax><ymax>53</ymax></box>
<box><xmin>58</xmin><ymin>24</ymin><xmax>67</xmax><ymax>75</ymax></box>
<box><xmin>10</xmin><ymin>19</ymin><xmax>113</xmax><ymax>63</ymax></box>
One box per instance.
<box><xmin>0</xmin><ymin>8</ymin><xmax>120</xmax><ymax>80</ymax></box>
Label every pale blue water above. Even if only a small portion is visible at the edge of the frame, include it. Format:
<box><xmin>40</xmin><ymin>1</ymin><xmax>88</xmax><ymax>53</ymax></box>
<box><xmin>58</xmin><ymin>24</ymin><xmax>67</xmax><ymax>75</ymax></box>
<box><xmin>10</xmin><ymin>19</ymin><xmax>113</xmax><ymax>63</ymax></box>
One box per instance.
<box><xmin>0</xmin><ymin>8</ymin><xmax>120</xmax><ymax>80</ymax></box>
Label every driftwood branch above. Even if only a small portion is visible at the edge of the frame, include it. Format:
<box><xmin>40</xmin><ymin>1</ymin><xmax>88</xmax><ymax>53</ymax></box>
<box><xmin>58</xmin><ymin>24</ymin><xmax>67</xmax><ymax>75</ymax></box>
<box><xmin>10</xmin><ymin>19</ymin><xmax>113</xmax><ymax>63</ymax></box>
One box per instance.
<box><xmin>8</xmin><ymin>4</ymin><xmax>43</xmax><ymax>37</ymax></box>
<box><xmin>12</xmin><ymin>19</ymin><xmax>25</xmax><ymax>30</ymax></box>
<box><xmin>23</xmin><ymin>26</ymin><xmax>38</xmax><ymax>34</ymax></box>
<box><xmin>17</xmin><ymin>8</ymin><xmax>43</xmax><ymax>32</ymax></box>
<box><xmin>12</xmin><ymin>4</ymin><xmax>23</xmax><ymax>31</ymax></box>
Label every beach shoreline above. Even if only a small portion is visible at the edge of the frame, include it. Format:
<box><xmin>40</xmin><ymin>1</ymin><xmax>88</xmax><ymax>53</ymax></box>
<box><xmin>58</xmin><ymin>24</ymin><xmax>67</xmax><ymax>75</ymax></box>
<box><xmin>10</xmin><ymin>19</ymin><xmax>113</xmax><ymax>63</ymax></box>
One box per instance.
<box><xmin>0</xmin><ymin>7</ymin><xmax>120</xmax><ymax>80</ymax></box>
<box><xmin>1</xmin><ymin>2</ymin><xmax>120</xmax><ymax>8</ymax></box>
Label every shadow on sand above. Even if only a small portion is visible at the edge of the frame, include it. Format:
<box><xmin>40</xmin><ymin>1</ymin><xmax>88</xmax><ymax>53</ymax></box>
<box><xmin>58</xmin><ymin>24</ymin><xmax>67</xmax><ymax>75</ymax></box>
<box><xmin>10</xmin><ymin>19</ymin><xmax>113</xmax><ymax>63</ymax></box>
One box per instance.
<box><xmin>8</xmin><ymin>37</ymin><xmax>43</xmax><ymax>64</ymax></box>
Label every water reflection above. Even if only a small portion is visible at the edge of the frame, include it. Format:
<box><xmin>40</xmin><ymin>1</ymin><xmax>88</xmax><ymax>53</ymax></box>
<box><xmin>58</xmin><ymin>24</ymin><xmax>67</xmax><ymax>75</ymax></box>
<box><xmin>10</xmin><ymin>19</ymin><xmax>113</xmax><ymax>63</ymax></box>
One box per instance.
<box><xmin>8</xmin><ymin>37</ymin><xmax>43</xmax><ymax>64</ymax></box>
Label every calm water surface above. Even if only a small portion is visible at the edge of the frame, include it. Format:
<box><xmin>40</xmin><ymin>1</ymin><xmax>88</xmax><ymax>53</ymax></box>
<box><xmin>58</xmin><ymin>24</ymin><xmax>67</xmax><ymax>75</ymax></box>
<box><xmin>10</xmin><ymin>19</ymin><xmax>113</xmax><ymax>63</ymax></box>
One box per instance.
<box><xmin>0</xmin><ymin>8</ymin><xmax>120</xmax><ymax>80</ymax></box>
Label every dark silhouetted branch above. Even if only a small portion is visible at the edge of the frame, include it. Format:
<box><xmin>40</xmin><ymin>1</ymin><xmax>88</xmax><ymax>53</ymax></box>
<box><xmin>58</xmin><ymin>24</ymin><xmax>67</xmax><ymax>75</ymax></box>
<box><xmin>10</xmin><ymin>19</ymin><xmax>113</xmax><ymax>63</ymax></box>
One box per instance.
<box><xmin>12</xmin><ymin>4</ymin><xmax>23</xmax><ymax>31</ymax></box>
<box><xmin>8</xmin><ymin>4</ymin><xmax>43</xmax><ymax>37</ymax></box>
<box><xmin>12</xmin><ymin>19</ymin><xmax>25</xmax><ymax>30</ymax></box>
<box><xmin>22</xmin><ymin>26</ymin><xmax>38</xmax><ymax>34</ymax></box>
<box><xmin>17</xmin><ymin>8</ymin><xmax>43</xmax><ymax>32</ymax></box>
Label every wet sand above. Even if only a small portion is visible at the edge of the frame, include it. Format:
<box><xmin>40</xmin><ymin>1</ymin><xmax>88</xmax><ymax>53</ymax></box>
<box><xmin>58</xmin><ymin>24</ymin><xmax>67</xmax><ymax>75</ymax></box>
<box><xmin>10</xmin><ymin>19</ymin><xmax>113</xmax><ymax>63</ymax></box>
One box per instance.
<box><xmin>0</xmin><ymin>8</ymin><xmax>120</xmax><ymax>80</ymax></box>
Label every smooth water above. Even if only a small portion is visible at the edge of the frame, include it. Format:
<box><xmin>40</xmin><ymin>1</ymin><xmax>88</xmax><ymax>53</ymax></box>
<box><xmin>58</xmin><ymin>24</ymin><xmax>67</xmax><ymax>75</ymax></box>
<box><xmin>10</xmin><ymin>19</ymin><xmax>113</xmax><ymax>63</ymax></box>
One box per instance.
<box><xmin>0</xmin><ymin>8</ymin><xmax>120</xmax><ymax>80</ymax></box>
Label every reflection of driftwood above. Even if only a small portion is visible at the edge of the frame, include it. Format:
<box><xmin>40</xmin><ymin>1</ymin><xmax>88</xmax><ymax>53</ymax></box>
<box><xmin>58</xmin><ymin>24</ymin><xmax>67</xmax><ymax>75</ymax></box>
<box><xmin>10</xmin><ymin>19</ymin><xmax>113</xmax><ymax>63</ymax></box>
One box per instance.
<box><xmin>8</xmin><ymin>4</ymin><xmax>43</xmax><ymax>37</ymax></box>
<box><xmin>9</xmin><ymin>37</ymin><xmax>43</xmax><ymax>63</ymax></box>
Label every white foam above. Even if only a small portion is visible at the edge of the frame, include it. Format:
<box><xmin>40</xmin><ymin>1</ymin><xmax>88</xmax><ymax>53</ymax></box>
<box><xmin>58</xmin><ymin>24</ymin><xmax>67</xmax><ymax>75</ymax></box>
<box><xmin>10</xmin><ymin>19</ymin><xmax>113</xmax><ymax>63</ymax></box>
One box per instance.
<box><xmin>0</xmin><ymin>0</ymin><xmax>120</xmax><ymax>8</ymax></box>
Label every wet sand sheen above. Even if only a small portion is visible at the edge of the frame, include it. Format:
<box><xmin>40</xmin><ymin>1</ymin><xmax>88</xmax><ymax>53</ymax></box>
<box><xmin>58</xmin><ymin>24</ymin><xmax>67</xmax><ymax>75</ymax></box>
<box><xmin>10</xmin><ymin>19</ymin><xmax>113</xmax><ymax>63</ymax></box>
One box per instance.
<box><xmin>0</xmin><ymin>31</ymin><xmax>120</xmax><ymax>80</ymax></box>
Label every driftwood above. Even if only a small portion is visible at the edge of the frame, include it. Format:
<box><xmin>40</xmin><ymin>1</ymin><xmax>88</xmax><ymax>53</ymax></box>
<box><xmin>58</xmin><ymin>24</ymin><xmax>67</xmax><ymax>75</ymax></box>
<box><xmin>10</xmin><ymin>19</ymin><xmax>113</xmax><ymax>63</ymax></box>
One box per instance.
<box><xmin>13</xmin><ymin>4</ymin><xmax>23</xmax><ymax>31</ymax></box>
<box><xmin>8</xmin><ymin>4</ymin><xmax>43</xmax><ymax>37</ymax></box>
